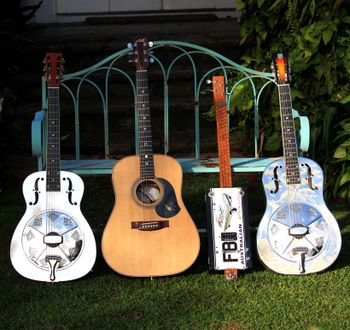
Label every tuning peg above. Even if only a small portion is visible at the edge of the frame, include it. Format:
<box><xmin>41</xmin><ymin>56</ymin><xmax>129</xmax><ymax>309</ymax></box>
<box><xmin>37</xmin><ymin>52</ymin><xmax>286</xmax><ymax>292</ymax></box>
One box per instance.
<box><xmin>149</xmin><ymin>58</ymin><xmax>155</xmax><ymax>63</ymax></box>
<box><xmin>127</xmin><ymin>42</ymin><xmax>133</xmax><ymax>49</ymax></box>
<box><xmin>206</xmin><ymin>79</ymin><xmax>212</xmax><ymax>85</ymax></box>
<box><xmin>148</xmin><ymin>41</ymin><xmax>153</xmax><ymax>47</ymax></box>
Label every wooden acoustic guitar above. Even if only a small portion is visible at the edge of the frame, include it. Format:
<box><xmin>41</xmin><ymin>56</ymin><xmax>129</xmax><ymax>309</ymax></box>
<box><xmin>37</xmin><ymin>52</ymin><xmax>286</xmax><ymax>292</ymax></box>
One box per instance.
<box><xmin>10</xmin><ymin>53</ymin><xmax>96</xmax><ymax>282</ymax></box>
<box><xmin>101</xmin><ymin>38</ymin><xmax>200</xmax><ymax>277</ymax></box>
<box><xmin>256</xmin><ymin>52</ymin><xmax>342</xmax><ymax>274</ymax></box>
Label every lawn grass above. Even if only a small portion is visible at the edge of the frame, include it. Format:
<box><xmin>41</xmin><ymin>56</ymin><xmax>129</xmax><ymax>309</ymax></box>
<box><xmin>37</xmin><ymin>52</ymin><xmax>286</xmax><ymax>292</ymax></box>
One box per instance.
<box><xmin>1</xmin><ymin>171</ymin><xmax>349</xmax><ymax>330</ymax></box>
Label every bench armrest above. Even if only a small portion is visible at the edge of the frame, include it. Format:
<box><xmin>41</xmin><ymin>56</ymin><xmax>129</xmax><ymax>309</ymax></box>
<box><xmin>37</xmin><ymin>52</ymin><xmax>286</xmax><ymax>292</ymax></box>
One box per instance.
<box><xmin>31</xmin><ymin>110</ymin><xmax>46</xmax><ymax>170</ymax></box>
<box><xmin>292</xmin><ymin>109</ymin><xmax>310</xmax><ymax>153</ymax></box>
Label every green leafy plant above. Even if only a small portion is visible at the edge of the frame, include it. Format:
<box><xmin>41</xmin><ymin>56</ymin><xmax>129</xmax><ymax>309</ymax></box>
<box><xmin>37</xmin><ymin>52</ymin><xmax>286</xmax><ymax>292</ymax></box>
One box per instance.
<box><xmin>330</xmin><ymin>118</ymin><xmax>350</xmax><ymax>200</ymax></box>
<box><xmin>237</xmin><ymin>0</ymin><xmax>350</xmax><ymax>200</ymax></box>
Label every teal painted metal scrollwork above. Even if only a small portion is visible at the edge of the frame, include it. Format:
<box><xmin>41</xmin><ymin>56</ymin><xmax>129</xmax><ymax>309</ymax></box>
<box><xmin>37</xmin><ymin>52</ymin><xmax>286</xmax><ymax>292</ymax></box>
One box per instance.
<box><xmin>32</xmin><ymin>40</ymin><xmax>310</xmax><ymax>174</ymax></box>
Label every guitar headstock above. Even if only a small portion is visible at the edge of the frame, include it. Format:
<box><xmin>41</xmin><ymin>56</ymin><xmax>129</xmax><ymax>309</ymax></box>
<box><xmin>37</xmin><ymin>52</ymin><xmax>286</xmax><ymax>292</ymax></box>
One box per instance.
<box><xmin>211</xmin><ymin>76</ymin><xmax>226</xmax><ymax>106</ymax></box>
<box><xmin>128</xmin><ymin>38</ymin><xmax>153</xmax><ymax>70</ymax></box>
<box><xmin>43</xmin><ymin>52</ymin><xmax>64</xmax><ymax>87</ymax></box>
<box><xmin>271</xmin><ymin>52</ymin><xmax>291</xmax><ymax>84</ymax></box>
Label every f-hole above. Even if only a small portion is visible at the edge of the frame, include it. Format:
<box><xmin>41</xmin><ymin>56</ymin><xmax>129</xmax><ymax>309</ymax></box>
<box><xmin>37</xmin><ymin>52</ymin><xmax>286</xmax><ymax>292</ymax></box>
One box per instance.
<box><xmin>29</xmin><ymin>177</ymin><xmax>44</xmax><ymax>205</ymax></box>
<box><xmin>63</xmin><ymin>177</ymin><xmax>77</xmax><ymax>205</ymax></box>
<box><xmin>270</xmin><ymin>166</ymin><xmax>282</xmax><ymax>194</ymax></box>
<box><xmin>133</xmin><ymin>178</ymin><xmax>164</xmax><ymax>207</ymax></box>
<box><xmin>303</xmin><ymin>163</ymin><xmax>318</xmax><ymax>190</ymax></box>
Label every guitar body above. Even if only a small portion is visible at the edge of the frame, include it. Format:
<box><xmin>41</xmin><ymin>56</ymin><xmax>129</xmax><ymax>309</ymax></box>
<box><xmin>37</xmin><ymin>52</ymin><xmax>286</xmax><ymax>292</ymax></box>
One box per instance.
<box><xmin>101</xmin><ymin>154</ymin><xmax>200</xmax><ymax>277</ymax></box>
<box><xmin>257</xmin><ymin>157</ymin><xmax>341</xmax><ymax>274</ymax></box>
<box><xmin>10</xmin><ymin>171</ymin><xmax>97</xmax><ymax>282</ymax></box>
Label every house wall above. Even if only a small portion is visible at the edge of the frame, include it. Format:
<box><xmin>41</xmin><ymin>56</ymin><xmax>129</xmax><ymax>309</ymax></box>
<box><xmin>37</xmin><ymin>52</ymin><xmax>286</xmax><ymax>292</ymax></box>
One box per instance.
<box><xmin>21</xmin><ymin>0</ymin><xmax>237</xmax><ymax>24</ymax></box>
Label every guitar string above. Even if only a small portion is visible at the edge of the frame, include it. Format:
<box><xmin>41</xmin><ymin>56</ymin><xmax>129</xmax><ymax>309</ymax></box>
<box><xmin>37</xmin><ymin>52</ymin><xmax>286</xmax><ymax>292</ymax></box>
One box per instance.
<box><xmin>145</xmin><ymin>69</ymin><xmax>154</xmax><ymax>217</ymax></box>
<box><xmin>47</xmin><ymin>86</ymin><xmax>53</xmax><ymax>267</ymax></box>
<box><xmin>138</xmin><ymin>70</ymin><xmax>150</xmax><ymax>219</ymax></box>
<box><xmin>46</xmin><ymin>86</ymin><xmax>50</xmax><ymax>266</ymax></box>
<box><xmin>46</xmin><ymin>86</ymin><xmax>60</xmax><ymax>271</ymax></box>
<box><xmin>280</xmin><ymin>82</ymin><xmax>302</xmax><ymax>243</ymax></box>
<box><xmin>51</xmin><ymin>87</ymin><xmax>58</xmax><ymax>266</ymax></box>
<box><xmin>288</xmin><ymin>84</ymin><xmax>298</xmax><ymax>230</ymax></box>
<box><xmin>278</xmin><ymin>84</ymin><xmax>293</xmax><ymax>232</ymax></box>
<box><xmin>216</xmin><ymin>78</ymin><xmax>231</xmax><ymax>188</ymax></box>
<box><xmin>216</xmin><ymin>77</ymin><xmax>238</xmax><ymax>278</ymax></box>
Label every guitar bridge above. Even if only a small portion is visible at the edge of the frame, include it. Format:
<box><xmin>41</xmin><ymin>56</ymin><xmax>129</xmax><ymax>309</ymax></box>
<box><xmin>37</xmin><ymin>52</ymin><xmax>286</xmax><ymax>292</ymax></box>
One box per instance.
<box><xmin>131</xmin><ymin>221</ymin><xmax>169</xmax><ymax>231</ymax></box>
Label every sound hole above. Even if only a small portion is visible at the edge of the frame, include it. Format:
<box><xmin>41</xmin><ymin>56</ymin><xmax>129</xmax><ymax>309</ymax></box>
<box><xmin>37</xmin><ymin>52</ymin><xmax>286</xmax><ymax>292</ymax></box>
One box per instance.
<box><xmin>134</xmin><ymin>179</ymin><xmax>162</xmax><ymax>206</ymax></box>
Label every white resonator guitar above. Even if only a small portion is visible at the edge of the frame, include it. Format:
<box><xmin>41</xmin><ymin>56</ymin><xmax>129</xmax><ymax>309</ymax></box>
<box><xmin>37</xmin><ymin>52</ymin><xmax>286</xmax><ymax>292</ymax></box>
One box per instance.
<box><xmin>256</xmin><ymin>52</ymin><xmax>342</xmax><ymax>275</ymax></box>
<box><xmin>10</xmin><ymin>53</ymin><xmax>96</xmax><ymax>282</ymax></box>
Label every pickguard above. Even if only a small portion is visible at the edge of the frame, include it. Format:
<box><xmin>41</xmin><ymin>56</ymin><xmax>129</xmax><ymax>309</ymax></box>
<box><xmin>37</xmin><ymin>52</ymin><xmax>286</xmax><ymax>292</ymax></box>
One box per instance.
<box><xmin>155</xmin><ymin>178</ymin><xmax>181</xmax><ymax>218</ymax></box>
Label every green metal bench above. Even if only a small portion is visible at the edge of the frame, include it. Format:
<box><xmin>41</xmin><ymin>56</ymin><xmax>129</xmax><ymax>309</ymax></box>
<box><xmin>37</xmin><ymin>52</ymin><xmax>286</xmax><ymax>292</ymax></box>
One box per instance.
<box><xmin>31</xmin><ymin>40</ymin><xmax>310</xmax><ymax>174</ymax></box>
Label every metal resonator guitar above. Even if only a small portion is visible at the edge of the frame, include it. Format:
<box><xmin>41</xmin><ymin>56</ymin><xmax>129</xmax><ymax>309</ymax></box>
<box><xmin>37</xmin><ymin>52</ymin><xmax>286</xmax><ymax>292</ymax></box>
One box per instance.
<box><xmin>10</xmin><ymin>53</ymin><xmax>97</xmax><ymax>282</ymax></box>
<box><xmin>256</xmin><ymin>52</ymin><xmax>342</xmax><ymax>275</ymax></box>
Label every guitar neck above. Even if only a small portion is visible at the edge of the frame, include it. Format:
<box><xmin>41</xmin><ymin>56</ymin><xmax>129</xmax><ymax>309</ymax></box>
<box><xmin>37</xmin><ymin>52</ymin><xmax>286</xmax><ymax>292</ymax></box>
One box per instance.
<box><xmin>278</xmin><ymin>84</ymin><xmax>301</xmax><ymax>185</ymax></box>
<box><xmin>213</xmin><ymin>76</ymin><xmax>232</xmax><ymax>188</ymax></box>
<box><xmin>136</xmin><ymin>70</ymin><xmax>155</xmax><ymax>179</ymax></box>
<box><xmin>46</xmin><ymin>87</ymin><xmax>61</xmax><ymax>191</ymax></box>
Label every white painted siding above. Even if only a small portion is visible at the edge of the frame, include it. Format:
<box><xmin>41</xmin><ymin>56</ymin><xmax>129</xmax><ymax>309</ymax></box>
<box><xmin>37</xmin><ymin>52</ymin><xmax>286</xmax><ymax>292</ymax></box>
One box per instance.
<box><xmin>110</xmin><ymin>0</ymin><xmax>162</xmax><ymax>12</ymax></box>
<box><xmin>57</xmin><ymin>0</ymin><xmax>109</xmax><ymax>14</ymax></box>
<box><xmin>23</xmin><ymin>0</ymin><xmax>236</xmax><ymax>24</ymax></box>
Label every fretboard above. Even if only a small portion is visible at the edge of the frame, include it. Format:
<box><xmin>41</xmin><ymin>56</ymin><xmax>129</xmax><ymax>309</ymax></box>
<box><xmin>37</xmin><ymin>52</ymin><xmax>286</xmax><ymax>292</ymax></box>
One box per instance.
<box><xmin>46</xmin><ymin>87</ymin><xmax>61</xmax><ymax>191</ymax></box>
<box><xmin>213</xmin><ymin>76</ymin><xmax>232</xmax><ymax>188</ymax></box>
<box><xmin>278</xmin><ymin>84</ymin><xmax>301</xmax><ymax>185</ymax></box>
<box><xmin>136</xmin><ymin>70</ymin><xmax>154</xmax><ymax>179</ymax></box>
<box><xmin>216</xmin><ymin>102</ymin><xmax>232</xmax><ymax>188</ymax></box>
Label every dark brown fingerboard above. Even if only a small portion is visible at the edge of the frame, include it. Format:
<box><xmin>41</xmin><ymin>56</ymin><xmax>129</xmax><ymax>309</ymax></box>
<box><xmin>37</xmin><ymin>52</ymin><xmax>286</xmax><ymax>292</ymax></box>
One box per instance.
<box><xmin>136</xmin><ymin>69</ymin><xmax>155</xmax><ymax>179</ymax></box>
<box><xmin>46</xmin><ymin>87</ymin><xmax>61</xmax><ymax>191</ymax></box>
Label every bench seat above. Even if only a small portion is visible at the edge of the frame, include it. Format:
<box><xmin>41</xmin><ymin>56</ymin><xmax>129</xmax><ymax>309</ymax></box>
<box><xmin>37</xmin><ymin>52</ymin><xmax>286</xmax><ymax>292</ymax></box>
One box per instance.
<box><xmin>58</xmin><ymin>157</ymin><xmax>278</xmax><ymax>175</ymax></box>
